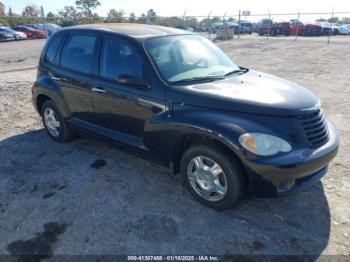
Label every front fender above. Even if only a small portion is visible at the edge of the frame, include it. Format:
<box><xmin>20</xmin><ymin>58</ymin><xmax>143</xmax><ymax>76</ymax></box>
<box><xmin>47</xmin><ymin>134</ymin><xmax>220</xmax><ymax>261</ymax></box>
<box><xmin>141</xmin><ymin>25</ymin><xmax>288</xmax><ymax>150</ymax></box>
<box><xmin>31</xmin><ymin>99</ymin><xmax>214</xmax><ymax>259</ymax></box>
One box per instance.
<box><xmin>160</xmin><ymin>104</ymin><xmax>276</xmax><ymax>169</ymax></box>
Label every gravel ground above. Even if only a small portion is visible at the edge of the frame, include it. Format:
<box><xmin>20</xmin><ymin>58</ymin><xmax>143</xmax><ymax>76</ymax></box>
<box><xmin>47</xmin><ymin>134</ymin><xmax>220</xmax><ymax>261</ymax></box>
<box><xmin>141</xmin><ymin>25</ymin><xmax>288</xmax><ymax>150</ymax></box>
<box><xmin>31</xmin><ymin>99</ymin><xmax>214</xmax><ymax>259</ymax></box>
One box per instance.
<box><xmin>0</xmin><ymin>35</ymin><xmax>349</xmax><ymax>258</ymax></box>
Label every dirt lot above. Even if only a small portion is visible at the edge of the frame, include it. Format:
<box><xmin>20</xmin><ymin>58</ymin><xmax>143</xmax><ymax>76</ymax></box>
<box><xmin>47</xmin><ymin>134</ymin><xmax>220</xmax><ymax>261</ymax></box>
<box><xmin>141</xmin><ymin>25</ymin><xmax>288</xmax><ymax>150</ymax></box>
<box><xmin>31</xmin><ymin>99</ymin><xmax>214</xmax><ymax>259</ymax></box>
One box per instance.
<box><xmin>0</xmin><ymin>35</ymin><xmax>349</xmax><ymax>258</ymax></box>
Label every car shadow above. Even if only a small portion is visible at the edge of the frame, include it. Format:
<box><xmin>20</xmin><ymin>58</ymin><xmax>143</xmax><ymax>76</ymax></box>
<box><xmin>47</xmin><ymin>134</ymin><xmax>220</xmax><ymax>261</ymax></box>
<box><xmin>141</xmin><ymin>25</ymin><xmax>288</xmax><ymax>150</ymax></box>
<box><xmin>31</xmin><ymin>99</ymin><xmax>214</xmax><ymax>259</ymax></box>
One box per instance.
<box><xmin>0</xmin><ymin>130</ymin><xmax>330</xmax><ymax>257</ymax></box>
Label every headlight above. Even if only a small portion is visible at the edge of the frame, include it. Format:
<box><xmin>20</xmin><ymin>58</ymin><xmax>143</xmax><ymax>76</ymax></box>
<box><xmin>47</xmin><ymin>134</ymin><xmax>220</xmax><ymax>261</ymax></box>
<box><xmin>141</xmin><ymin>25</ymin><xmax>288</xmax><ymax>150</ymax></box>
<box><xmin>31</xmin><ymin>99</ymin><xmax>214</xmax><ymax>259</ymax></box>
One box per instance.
<box><xmin>239</xmin><ymin>133</ymin><xmax>292</xmax><ymax>156</ymax></box>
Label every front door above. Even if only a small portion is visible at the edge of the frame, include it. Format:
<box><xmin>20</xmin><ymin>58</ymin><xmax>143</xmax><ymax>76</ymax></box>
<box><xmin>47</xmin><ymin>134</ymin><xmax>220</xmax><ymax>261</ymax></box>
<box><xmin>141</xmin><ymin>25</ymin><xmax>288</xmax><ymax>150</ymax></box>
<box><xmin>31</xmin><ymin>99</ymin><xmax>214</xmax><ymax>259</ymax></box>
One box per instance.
<box><xmin>91</xmin><ymin>35</ymin><xmax>165</xmax><ymax>157</ymax></box>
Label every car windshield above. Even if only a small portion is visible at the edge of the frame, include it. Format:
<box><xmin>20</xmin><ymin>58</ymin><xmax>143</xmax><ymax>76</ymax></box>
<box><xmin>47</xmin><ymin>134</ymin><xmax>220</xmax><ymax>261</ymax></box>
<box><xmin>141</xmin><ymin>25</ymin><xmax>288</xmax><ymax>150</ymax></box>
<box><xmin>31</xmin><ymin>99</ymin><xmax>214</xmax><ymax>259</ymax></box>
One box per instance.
<box><xmin>1</xmin><ymin>27</ymin><xmax>14</xmax><ymax>33</ymax></box>
<box><xmin>144</xmin><ymin>35</ymin><xmax>240</xmax><ymax>83</ymax></box>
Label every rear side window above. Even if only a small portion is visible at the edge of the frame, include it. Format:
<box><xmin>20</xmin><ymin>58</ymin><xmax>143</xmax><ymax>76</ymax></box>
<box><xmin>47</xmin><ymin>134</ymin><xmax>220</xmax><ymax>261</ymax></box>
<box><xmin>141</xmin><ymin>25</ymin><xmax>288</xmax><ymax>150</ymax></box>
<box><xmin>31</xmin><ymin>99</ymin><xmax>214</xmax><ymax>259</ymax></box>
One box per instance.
<box><xmin>61</xmin><ymin>34</ymin><xmax>97</xmax><ymax>74</ymax></box>
<box><xmin>45</xmin><ymin>34</ymin><xmax>63</xmax><ymax>64</ymax></box>
<box><xmin>100</xmin><ymin>37</ymin><xmax>143</xmax><ymax>80</ymax></box>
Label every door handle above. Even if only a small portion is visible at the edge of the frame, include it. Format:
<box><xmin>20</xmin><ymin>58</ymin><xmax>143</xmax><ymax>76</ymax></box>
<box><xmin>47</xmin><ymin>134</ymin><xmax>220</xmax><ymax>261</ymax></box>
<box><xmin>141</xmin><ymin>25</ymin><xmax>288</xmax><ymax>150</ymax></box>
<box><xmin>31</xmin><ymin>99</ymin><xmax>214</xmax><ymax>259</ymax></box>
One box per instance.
<box><xmin>91</xmin><ymin>87</ymin><xmax>106</xmax><ymax>93</ymax></box>
<box><xmin>51</xmin><ymin>76</ymin><xmax>61</xmax><ymax>81</ymax></box>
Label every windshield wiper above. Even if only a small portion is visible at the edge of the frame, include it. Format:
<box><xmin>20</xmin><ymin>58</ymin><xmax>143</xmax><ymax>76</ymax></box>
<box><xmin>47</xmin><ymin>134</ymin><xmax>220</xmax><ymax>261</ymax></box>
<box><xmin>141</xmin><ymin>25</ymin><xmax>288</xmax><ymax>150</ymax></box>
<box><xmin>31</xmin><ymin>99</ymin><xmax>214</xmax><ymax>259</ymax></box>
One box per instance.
<box><xmin>170</xmin><ymin>75</ymin><xmax>225</xmax><ymax>84</ymax></box>
<box><xmin>224</xmin><ymin>67</ymin><xmax>249</xmax><ymax>76</ymax></box>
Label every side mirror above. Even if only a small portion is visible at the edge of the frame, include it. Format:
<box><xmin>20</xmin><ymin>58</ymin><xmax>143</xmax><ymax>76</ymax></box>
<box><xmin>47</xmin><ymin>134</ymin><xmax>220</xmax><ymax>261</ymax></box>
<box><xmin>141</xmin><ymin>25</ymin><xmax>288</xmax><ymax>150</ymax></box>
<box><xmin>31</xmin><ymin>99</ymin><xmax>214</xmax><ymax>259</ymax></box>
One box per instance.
<box><xmin>117</xmin><ymin>73</ymin><xmax>150</xmax><ymax>90</ymax></box>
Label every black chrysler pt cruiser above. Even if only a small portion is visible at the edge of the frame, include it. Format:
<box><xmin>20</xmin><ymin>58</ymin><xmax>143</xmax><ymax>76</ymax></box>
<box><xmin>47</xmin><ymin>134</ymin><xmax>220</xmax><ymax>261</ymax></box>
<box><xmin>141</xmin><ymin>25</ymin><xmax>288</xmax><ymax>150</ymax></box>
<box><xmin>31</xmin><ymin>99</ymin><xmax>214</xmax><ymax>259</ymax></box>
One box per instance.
<box><xmin>32</xmin><ymin>23</ymin><xmax>339</xmax><ymax>209</ymax></box>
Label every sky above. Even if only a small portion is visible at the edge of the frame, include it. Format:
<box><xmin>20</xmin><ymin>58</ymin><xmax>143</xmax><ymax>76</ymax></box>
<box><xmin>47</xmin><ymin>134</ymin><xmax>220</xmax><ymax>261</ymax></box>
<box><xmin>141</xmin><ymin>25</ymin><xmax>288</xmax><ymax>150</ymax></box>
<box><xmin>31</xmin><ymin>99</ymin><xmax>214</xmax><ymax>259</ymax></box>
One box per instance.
<box><xmin>2</xmin><ymin>0</ymin><xmax>350</xmax><ymax>21</ymax></box>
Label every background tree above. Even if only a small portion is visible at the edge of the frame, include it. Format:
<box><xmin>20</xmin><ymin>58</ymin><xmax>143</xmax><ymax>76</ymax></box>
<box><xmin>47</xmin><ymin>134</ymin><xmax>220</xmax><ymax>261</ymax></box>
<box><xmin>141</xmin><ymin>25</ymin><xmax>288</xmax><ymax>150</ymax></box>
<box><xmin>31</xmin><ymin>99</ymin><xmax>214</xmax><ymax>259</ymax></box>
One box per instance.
<box><xmin>341</xmin><ymin>17</ymin><xmax>350</xmax><ymax>24</ymax></box>
<box><xmin>22</xmin><ymin>4</ymin><xmax>39</xmax><ymax>17</ymax></box>
<box><xmin>75</xmin><ymin>0</ymin><xmax>100</xmax><ymax>17</ymax></box>
<box><xmin>7</xmin><ymin>7</ymin><xmax>22</xmax><ymax>27</ymax></box>
<box><xmin>107</xmin><ymin>8</ymin><xmax>124</xmax><ymax>22</ymax></box>
<box><xmin>184</xmin><ymin>17</ymin><xmax>199</xmax><ymax>28</ymax></box>
<box><xmin>129</xmin><ymin>12</ymin><xmax>136</xmax><ymax>23</ymax></box>
<box><xmin>147</xmin><ymin>9</ymin><xmax>157</xmax><ymax>24</ymax></box>
<box><xmin>58</xmin><ymin>6</ymin><xmax>77</xmax><ymax>19</ymax></box>
<box><xmin>156</xmin><ymin>16</ymin><xmax>179</xmax><ymax>27</ymax></box>
<box><xmin>328</xmin><ymin>17</ymin><xmax>339</xmax><ymax>23</ymax></box>
<box><xmin>0</xmin><ymin>1</ymin><xmax>5</xmax><ymax>16</ymax></box>
<box><xmin>139</xmin><ymin>13</ymin><xmax>148</xmax><ymax>24</ymax></box>
<box><xmin>0</xmin><ymin>1</ymin><xmax>8</xmax><ymax>26</ymax></box>
<box><xmin>47</xmin><ymin>12</ymin><xmax>55</xmax><ymax>18</ymax></box>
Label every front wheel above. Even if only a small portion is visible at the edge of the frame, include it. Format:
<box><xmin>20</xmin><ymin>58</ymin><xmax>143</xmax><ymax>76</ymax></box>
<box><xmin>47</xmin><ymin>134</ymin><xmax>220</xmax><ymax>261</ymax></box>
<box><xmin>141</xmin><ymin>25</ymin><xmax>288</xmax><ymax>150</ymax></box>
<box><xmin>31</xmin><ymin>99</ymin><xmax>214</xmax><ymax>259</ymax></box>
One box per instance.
<box><xmin>180</xmin><ymin>145</ymin><xmax>246</xmax><ymax>210</ymax></box>
<box><xmin>41</xmin><ymin>100</ymin><xmax>74</xmax><ymax>142</ymax></box>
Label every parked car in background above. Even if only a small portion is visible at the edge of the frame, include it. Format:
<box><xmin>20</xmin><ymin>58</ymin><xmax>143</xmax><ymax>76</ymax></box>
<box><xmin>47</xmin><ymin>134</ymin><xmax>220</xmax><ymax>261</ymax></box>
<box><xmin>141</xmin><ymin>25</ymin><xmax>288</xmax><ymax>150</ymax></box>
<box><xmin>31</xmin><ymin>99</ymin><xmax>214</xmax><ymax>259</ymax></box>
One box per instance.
<box><xmin>32</xmin><ymin>24</ymin><xmax>339</xmax><ymax>209</ymax></box>
<box><xmin>207</xmin><ymin>22</ymin><xmax>223</xmax><ymax>33</ymax></box>
<box><xmin>290</xmin><ymin>20</ymin><xmax>304</xmax><ymax>35</ymax></box>
<box><xmin>318</xmin><ymin>23</ymin><xmax>338</xmax><ymax>36</ymax></box>
<box><xmin>257</xmin><ymin>19</ymin><xmax>274</xmax><ymax>35</ymax></box>
<box><xmin>258</xmin><ymin>20</ymin><xmax>290</xmax><ymax>36</ymax></box>
<box><xmin>192</xmin><ymin>26</ymin><xmax>206</xmax><ymax>32</ymax></box>
<box><xmin>331</xmin><ymin>24</ymin><xmax>340</xmax><ymax>35</ymax></box>
<box><xmin>0</xmin><ymin>27</ymin><xmax>27</xmax><ymax>40</ymax></box>
<box><xmin>239</xmin><ymin>21</ymin><xmax>253</xmax><ymax>34</ymax></box>
<box><xmin>13</xmin><ymin>25</ymin><xmax>46</xmax><ymax>39</ymax></box>
<box><xmin>303</xmin><ymin>23</ymin><xmax>322</xmax><ymax>36</ymax></box>
<box><xmin>224</xmin><ymin>22</ymin><xmax>240</xmax><ymax>34</ymax></box>
<box><xmin>257</xmin><ymin>19</ymin><xmax>273</xmax><ymax>35</ymax></box>
<box><xmin>337</xmin><ymin>24</ymin><xmax>350</xmax><ymax>35</ymax></box>
<box><xmin>272</xmin><ymin>22</ymin><xmax>291</xmax><ymax>36</ymax></box>
<box><xmin>175</xmin><ymin>25</ymin><xmax>194</xmax><ymax>32</ymax></box>
<box><xmin>0</xmin><ymin>28</ymin><xmax>15</xmax><ymax>41</ymax></box>
<box><xmin>26</xmin><ymin>23</ymin><xmax>62</xmax><ymax>37</ymax></box>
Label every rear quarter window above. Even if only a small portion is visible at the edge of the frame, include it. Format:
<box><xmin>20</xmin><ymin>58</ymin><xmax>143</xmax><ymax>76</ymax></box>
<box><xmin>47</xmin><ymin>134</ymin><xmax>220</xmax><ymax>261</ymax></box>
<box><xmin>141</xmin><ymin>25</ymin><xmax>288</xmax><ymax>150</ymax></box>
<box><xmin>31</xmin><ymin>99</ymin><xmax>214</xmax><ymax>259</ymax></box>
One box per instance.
<box><xmin>60</xmin><ymin>34</ymin><xmax>97</xmax><ymax>74</ymax></box>
<box><xmin>45</xmin><ymin>34</ymin><xmax>64</xmax><ymax>64</ymax></box>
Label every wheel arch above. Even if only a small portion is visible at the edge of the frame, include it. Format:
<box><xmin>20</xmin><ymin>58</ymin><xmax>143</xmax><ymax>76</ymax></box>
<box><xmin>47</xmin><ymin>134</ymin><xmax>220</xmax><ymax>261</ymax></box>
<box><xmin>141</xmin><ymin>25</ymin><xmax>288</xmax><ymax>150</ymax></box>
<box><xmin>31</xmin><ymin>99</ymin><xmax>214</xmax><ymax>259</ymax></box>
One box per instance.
<box><xmin>33</xmin><ymin>76</ymin><xmax>71</xmax><ymax>118</ymax></box>
<box><xmin>36</xmin><ymin>94</ymin><xmax>52</xmax><ymax>113</ymax></box>
<box><xmin>170</xmin><ymin>131</ymin><xmax>246</xmax><ymax>176</ymax></box>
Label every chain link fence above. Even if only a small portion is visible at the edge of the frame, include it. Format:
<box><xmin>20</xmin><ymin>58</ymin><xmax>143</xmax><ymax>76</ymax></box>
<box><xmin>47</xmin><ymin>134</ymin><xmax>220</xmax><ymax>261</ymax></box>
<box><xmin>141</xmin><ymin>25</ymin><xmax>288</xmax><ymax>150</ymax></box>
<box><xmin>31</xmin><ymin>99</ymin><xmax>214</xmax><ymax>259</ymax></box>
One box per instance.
<box><xmin>1</xmin><ymin>10</ymin><xmax>350</xmax><ymax>43</ymax></box>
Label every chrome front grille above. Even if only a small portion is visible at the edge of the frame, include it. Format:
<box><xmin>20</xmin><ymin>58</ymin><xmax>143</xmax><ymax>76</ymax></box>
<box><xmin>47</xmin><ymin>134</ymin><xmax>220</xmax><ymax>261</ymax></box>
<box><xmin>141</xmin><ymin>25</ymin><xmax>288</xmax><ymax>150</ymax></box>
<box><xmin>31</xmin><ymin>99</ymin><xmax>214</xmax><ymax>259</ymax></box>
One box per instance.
<box><xmin>298</xmin><ymin>110</ymin><xmax>329</xmax><ymax>147</ymax></box>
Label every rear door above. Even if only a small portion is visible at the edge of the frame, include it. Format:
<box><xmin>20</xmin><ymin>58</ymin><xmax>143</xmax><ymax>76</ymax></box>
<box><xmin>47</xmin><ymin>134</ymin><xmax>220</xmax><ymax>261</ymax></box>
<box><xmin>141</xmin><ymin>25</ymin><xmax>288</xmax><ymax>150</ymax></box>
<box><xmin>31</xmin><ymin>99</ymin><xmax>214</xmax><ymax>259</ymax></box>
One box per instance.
<box><xmin>54</xmin><ymin>33</ymin><xmax>98</xmax><ymax>123</ymax></box>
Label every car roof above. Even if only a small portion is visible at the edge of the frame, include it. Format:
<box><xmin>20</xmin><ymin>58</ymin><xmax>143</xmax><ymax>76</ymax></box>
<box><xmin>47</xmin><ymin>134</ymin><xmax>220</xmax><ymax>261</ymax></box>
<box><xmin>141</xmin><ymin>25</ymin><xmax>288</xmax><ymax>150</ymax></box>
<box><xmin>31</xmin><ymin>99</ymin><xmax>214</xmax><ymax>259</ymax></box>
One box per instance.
<box><xmin>64</xmin><ymin>23</ymin><xmax>194</xmax><ymax>41</ymax></box>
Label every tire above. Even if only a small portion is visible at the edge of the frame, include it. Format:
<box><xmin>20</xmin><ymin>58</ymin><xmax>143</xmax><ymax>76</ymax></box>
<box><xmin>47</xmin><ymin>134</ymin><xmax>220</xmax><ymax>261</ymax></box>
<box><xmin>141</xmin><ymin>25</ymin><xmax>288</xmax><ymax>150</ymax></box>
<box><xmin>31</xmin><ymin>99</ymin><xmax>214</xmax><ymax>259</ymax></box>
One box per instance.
<box><xmin>41</xmin><ymin>100</ymin><xmax>74</xmax><ymax>143</ymax></box>
<box><xmin>180</xmin><ymin>144</ymin><xmax>246</xmax><ymax>210</ymax></box>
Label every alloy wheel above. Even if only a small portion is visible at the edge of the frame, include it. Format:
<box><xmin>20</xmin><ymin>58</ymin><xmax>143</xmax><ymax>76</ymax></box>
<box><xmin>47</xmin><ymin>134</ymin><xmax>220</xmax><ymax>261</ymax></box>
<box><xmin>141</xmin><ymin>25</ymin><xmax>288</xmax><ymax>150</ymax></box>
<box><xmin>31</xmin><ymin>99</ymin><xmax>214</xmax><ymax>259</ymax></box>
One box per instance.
<box><xmin>187</xmin><ymin>156</ymin><xmax>228</xmax><ymax>202</ymax></box>
<box><xmin>44</xmin><ymin>108</ymin><xmax>60</xmax><ymax>137</ymax></box>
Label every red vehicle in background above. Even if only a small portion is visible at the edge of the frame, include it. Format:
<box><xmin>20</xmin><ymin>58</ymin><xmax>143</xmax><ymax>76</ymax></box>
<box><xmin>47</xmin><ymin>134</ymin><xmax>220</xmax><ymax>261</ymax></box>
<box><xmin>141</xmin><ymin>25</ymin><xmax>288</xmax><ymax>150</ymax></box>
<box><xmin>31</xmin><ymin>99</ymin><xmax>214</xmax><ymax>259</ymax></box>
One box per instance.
<box><xmin>272</xmin><ymin>22</ymin><xmax>291</xmax><ymax>36</ymax></box>
<box><xmin>258</xmin><ymin>20</ymin><xmax>291</xmax><ymax>36</ymax></box>
<box><xmin>12</xmin><ymin>25</ymin><xmax>46</xmax><ymax>39</ymax></box>
<box><xmin>303</xmin><ymin>23</ymin><xmax>322</xmax><ymax>36</ymax></box>
<box><xmin>290</xmin><ymin>20</ymin><xmax>304</xmax><ymax>35</ymax></box>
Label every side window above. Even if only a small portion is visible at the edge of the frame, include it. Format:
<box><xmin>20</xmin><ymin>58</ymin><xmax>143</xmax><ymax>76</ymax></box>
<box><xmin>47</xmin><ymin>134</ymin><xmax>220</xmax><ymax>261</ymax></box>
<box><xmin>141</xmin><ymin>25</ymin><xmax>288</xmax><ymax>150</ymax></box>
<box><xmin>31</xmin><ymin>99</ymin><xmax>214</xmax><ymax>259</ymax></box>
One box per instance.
<box><xmin>45</xmin><ymin>34</ymin><xmax>63</xmax><ymax>64</ymax></box>
<box><xmin>61</xmin><ymin>34</ymin><xmax>96</xmax><ymax>74</ymax></box>
<box><xmin>100</xmin><ymin>37</ymin><xmax>143</xmax><ymax>80</ymax></box>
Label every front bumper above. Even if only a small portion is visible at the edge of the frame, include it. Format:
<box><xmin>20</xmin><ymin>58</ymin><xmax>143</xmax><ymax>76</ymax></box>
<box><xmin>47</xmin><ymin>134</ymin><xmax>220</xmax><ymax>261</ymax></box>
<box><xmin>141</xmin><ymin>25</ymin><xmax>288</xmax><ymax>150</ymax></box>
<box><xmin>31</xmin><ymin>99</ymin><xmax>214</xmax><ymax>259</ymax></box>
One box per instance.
<box><xmin>244</xmin><ymin>122</ymin><xmax>339</xmax><ymax>196</ymax></box>
<box><xmin>0</xmin><ymin>36</ymin><xmax>15</xmax><ymax>41</ymax></box>
<box><xmin>16</xmin><ymin>34</ymin><xmax>27</xmax><ymax>40</ymax></box>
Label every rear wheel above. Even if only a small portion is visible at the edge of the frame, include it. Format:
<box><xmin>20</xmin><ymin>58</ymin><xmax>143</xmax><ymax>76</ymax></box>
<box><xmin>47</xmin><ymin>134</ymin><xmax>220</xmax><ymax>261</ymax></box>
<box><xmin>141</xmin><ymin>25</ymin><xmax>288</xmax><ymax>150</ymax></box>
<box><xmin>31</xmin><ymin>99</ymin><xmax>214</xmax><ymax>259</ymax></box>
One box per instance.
<box><xmin>41</xmin><ymin>100</ymin><xmax>74</xmax><ymax>142</ymax></box>
<box><xmin>180</xmin><ymin>144</ymin><xmax>245</xmax><ymax>210</ymax></box>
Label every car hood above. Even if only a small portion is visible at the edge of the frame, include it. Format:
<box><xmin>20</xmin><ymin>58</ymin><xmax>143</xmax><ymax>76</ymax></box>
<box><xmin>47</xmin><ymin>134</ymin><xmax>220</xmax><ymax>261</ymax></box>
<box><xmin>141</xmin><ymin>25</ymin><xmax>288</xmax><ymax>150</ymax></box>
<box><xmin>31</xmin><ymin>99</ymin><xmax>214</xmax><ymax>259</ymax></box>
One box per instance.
<box><xmin>173</xmin><ymin>70</ymin><xmax>320</xmax><ymax>116</ymax></box>
<box><xmin>14</xmin><ymin>31</ymin><xmax>26</xmax><ymax>36</ymax></box>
